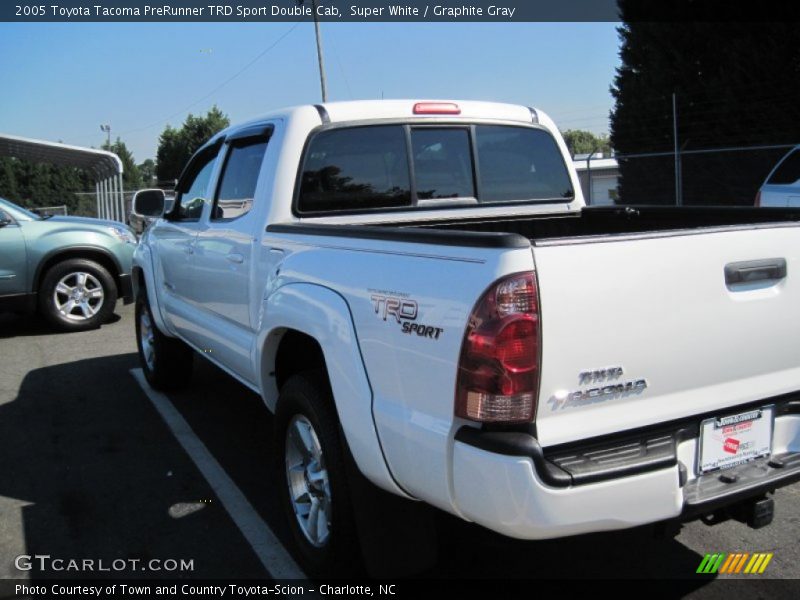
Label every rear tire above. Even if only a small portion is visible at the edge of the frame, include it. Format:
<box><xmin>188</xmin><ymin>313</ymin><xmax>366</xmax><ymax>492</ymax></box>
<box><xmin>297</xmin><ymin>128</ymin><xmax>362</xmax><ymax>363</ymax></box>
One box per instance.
<box><xmin>39</xmin><ymin>258</ymin><xmax>117</xmax><ymax>331</ymax></box>
<box><xmin>135</xmin><ymin>289</ymin><xmax>193</xmax><ymax>390</ymax></box>
<box><xmin>275</xmin><ymin>372</ymin><xmax>359</xmax><ymax>577</ymax></box>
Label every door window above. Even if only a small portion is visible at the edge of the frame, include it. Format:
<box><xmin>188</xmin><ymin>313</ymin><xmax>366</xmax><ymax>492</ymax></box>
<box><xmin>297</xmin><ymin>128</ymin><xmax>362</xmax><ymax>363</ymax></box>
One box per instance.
<box><xmin>212</xmin><ymin>139</ymin><xmax>269</xmax><ymax>220</ymax></box>
<box><xmin>173</xmin><ymin>149</ymin><xmax>219</xmax><ymax>221</ymax></box>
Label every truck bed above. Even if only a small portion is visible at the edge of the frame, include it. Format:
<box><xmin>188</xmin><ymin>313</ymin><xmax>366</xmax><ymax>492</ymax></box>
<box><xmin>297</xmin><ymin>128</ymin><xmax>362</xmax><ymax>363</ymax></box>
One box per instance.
<box><xmin>271</xmin><ymin>206</ymin><xmax>800</xmax><ymax>248</ymax></box>
<box><xmin>402</xmin><ymin>205</ymin><xmax>800</xmax><ymax>243</ymax></box>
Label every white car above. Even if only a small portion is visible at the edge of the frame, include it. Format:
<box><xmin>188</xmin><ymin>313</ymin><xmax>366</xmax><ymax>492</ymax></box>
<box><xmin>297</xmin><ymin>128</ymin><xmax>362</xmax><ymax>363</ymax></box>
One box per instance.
<box><xmin>131</xmin><ymin>100</ymin><xmax>800</xmax><ymax>577</ymax></box>
<box><xmin>757</xmin><ymin>145</ymin><xmax>800</xmax><ymax>207</ymax></box>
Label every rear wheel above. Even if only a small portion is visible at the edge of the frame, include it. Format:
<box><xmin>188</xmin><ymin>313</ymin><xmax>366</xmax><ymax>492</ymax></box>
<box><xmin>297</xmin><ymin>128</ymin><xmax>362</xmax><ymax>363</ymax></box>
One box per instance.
<box><xmin>275</xmin><ymin>372</ymin><xmax>359</xmax><ymax>577</ymax></box>
<box><xmin>135</xmin><ymin>289</ymin><xmax>193</xmax><ymax>390</ymax></box>
<box><xmin>38</xmin><ymin>258</ymin><xmax>117</xmax><ymax>331</ymax></box>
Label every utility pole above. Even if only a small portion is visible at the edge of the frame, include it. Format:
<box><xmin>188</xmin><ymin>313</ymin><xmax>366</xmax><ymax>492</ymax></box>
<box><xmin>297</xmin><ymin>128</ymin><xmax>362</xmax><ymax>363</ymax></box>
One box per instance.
<box><xmin>310</xmin><ymin>0</ymin><xmax>328</xmax><ymax>102</ymax></box>
<box><xmin>672</xmin><ymin>93</ymin><xmax>681</xmax><ymax>206</ymax></box>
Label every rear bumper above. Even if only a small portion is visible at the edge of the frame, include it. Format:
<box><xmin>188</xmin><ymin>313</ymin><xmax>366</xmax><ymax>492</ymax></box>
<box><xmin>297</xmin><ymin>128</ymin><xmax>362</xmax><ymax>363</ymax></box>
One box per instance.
<box><xmin>452</xmin><ymin>399</ymin><xmax>800</xmax><ymax>540</ymax></box>
<box><xmin>118</xmin><ymin>273</ymin><xmax>134</xmax><ymax>305</ymax></box>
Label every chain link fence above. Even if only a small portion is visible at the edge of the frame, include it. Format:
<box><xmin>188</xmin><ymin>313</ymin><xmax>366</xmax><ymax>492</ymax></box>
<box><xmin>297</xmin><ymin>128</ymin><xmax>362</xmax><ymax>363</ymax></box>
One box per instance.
<box><xmin>577</xmin><ymin>143</ymin><xmax>798</xmax><ymax>206</ymax></box>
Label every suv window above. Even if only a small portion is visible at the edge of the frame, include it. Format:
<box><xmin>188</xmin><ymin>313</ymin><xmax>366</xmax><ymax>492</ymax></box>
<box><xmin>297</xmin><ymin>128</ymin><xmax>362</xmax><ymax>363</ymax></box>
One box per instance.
<box><xmin>174</xmin><ymin>150</ymin><xmax>219</xmax><ymax>221</ymax></box>
<box><xmin>768</xmin><ymin>149</ymin><xmax>800</xmax><ymax>185</ymax></box>
<box><xmin>212</xmin><ymin>139</ymin><xmax>269</xmax><ymax>220</ymax></box>
<box><xmin>298</xmin><ymin>126</ymin><xmax>411</xmax><ymax>213</ymax></box>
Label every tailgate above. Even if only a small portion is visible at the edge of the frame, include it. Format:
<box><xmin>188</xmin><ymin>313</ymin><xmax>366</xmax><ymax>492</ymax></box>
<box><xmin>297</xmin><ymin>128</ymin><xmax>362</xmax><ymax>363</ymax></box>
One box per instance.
<box><xmin>533</xmin><ymin>224</ymin><xmax>800</xmax><ymax>447</ymax></box>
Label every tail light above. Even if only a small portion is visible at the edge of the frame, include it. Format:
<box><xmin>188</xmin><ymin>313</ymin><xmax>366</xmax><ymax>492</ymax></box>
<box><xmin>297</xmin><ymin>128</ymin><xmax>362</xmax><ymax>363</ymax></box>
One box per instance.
<box><xmin>455</xmin><ymin>273</ymin><xmax>540</xmax><ymax>423</ymax></box>
<box><xmin>755</xmin><ymin>190</ymin><xmax>762</xmax><ymax>207</ymax></box>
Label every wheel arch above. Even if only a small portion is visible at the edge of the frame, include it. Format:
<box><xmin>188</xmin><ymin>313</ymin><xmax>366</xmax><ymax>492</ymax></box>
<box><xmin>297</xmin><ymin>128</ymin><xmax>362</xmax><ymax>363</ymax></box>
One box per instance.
<box><xmin>258</xmin><ymin>283</ymin><xmax>408</xmax><ymax>498</ymax></box>
<box><xmin>131</xmin><ymin>245</ymin><xmax>172</xmax><ymax>335</ymax></box>
<box><xmin>35</xmin><ymin>246</ymin><xmax>123</xmax><ymax>297</ymax></box>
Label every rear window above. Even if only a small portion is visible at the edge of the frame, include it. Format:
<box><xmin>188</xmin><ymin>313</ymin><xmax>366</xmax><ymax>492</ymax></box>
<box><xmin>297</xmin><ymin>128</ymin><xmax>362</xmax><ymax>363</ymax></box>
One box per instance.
<box><xmin>476</xmin><ymin>125</ymin><xmax>573</xmax><ymax>202</ymax></box>
<box><xmin>298</xmin><ymin>126</ymin><xmax>411</xmax><ymax>213</ymax></box>
<box><xmin>297</xmin><ymin>124</ymin><xmax>573</xmax><ymax>214</ymax></box>
<box><xmin>768</xmin><ymin>149</ymin><xmax>800</xmax><ymax>185</ymax></box>
<box><xmin>411</xmin><ymin>128</ymin><xmax>475</xmax><ymax>200</ymax></box>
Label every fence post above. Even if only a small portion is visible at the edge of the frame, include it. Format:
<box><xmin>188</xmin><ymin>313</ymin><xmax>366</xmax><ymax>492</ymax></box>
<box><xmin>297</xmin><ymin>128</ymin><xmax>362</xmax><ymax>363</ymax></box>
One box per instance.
<box><xmin>672</xmin><ymin>92</ymin><xmax>682</xmax><ymax>206</ymax></box>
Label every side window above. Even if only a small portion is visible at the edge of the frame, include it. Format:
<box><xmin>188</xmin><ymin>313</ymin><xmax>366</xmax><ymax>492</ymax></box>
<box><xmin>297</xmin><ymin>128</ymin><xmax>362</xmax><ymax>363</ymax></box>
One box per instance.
<box><xmin>212</xmin><ymin>138</ymin><xmax>269</xmax><ymax>220</ymax></box>
<box><xmin>411</xmin><ymin>128</ymin><xmax>475</xmax><ymax>200</ymax></box>
<box><xmin>298</xmin><ymin>126</ymin><xmax>411</xmax><ymax>213</ymax></box>
<box><xmin>768</xmin><ymin>149</ymin><xmax>800</xmax><ymax>185</ymax></box>
<box><xmin>174</xmin><ymin>151</ymin><xmax>218</xmax><ymax>221</ymax></box>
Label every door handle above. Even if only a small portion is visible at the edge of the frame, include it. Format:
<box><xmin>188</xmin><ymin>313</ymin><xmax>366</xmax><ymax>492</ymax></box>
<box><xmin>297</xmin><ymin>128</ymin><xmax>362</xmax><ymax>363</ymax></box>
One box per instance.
<box><xmin>226</xmin><ymin>253</ymin><xmax>244</xmax><ymax>264</ymax></box>
<box><xmin>725</xmin><ymin>258</ymin><xmax>787</xmax><ymax>285</ymax></box>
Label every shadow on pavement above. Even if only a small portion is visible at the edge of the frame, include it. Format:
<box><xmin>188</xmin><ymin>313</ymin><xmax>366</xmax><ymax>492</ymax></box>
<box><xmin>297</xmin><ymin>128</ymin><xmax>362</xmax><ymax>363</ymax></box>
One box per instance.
<box><xmin>0</xmin><ymin>340</ymin><xmax>717</xmax><ymax>588</ymax></box>
<box><xmin>0</xmin><ymin>312</ymin><xmax>121</xmax><ymax>339</ymax></box>
<box><xmin>0</xmin><ymin>353</ymin><xmax>265</xmax><ymax>580</ymax></box>
<box><xmin>172</xmin><ymin>360</ymin><xmax>712</xmax><ymax>587</ymax></box>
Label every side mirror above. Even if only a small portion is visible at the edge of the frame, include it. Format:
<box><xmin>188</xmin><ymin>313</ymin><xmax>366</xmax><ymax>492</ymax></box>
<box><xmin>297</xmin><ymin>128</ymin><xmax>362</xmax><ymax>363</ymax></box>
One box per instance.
<box><xmin>132</xmin><ymin>189</ymin><xmax>166</xmax><ymax>218</ymax></box>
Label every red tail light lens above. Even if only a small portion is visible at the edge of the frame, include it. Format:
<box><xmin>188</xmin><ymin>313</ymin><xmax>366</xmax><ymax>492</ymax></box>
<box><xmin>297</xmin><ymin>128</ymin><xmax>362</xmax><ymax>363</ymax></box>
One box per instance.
<box><xmin>456</xmin><ymin>273</ymin><xmax>540</xmax><ymax>423</ymax></box>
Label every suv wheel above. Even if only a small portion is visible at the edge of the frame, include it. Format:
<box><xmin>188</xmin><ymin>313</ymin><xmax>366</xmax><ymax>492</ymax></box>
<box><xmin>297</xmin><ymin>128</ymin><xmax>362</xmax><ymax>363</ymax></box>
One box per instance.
<box><xmin>39</xmin><ymin>258</ymin><xmax>117</xmax><ymax>331</ymax></box>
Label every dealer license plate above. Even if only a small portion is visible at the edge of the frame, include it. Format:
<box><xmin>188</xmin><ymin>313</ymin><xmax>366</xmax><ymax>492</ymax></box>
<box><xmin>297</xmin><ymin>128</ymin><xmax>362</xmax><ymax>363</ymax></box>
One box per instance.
<box><xmin>698</xmin><ymin>406</ymin><xmax>773</xmax><ymax>473</ymax></box>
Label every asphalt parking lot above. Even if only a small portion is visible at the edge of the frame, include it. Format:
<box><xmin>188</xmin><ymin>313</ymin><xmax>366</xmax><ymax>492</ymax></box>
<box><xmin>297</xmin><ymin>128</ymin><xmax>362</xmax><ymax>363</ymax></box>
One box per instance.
<box><xmin>1</xmin><ymin>305</ymin><xmax>799</xmax><ymax>595</ymax></box>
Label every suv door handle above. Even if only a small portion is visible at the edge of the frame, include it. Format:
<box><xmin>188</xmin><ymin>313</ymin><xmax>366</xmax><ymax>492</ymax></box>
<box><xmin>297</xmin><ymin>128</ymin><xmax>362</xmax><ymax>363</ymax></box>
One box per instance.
<box><xmin>725</xmin><ymin>258</ymin><xmax>787</xmax><ymax>285</ymax></box>
<box><xmin>226</xmin><ymin>253</ymin><xmax>244</xmax><ymax>264</ymax></box>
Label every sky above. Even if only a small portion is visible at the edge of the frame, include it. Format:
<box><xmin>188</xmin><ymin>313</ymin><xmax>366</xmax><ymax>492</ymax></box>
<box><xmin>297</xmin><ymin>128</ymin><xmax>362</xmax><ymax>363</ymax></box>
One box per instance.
<box><xmin>0</xmin><ymin>22</ymin><xmax>620</xmax><ymax>162</ymax></box>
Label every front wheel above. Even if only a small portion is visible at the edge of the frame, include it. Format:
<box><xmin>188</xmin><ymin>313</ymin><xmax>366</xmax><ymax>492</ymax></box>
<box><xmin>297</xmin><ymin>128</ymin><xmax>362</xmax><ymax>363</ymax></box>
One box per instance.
<box><xmin>275</xmin><ymin>372</ymin><xmax>359</xmax><ymax>577</ymax></box>
<box><xmin>38</xmin><ymin>258</ymin><xmax>117</xmax><ymax>331</ymax></box>
<box><xmin>135</xmin><ymin>290</ymin><xmax>193</xmax><ymax>390</ymax></box>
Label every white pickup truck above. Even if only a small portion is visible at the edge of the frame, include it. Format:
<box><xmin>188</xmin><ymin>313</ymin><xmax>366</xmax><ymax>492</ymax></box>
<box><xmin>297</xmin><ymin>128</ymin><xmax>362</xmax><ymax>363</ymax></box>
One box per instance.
<box><xmin>131</xmin><ymin>100</ymin><xmax>800</xmax><ymax>576</ymax></box>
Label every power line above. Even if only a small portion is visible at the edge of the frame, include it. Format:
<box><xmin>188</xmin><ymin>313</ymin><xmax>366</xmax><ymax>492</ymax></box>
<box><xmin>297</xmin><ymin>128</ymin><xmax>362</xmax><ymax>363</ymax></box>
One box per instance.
<box><xmin>327</xmin><ymin>31</ymin><xmax>354</xmax><ymax>100</ymax></box>
<box><xmin>119</xmin><ymin>22</ymin><xmax>301</xmax><ymax>136</ymax></box>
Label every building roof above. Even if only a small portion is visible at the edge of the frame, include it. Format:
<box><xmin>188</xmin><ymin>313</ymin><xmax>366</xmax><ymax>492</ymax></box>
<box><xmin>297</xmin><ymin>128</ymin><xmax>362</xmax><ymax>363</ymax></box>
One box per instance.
<box><xmin>573</xmin><ymin>157</ymin><xmax>619</xmax><ymax>171</ymax></box>
<box><xmin>0</xmin><ymin>132</ymin><xmax>122</xmax><ymax>179</ymax></box>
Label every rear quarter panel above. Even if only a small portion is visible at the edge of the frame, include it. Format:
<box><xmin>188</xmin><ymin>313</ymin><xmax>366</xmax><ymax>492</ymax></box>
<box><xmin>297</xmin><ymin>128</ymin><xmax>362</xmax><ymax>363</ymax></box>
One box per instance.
<box><xmin>261</xmin><ymin>232</ymin><xmax>535</xmax><ymax>511</ymax></box>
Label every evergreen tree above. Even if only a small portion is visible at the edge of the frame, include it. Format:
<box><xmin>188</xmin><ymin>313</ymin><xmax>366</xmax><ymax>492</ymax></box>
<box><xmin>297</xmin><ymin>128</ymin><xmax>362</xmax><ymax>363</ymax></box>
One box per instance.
<box><xmin>610</xmin><ymin>4</ymin><xmax>800</xmax><ymax>205</ymax></box>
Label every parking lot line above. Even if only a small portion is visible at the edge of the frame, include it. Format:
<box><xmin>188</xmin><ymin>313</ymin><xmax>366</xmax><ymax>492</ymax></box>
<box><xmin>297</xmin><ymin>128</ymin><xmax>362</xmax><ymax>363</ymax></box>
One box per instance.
<box><xmin>130</xmin><ymin>369</ymin><xmax>305</xmax><ymax>580</ymax></box>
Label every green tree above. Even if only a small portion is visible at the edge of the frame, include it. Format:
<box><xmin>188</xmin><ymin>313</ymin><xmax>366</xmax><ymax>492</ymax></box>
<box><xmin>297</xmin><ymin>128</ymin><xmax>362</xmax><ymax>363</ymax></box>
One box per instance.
<box><xmin>156</xmin><ymin>106</ymin><xmax>230</xmax><ymax>182</ymax></box>
<box><xmin>0</xmin><ymin>157</ymin><xmax>19</xmax><ymax>201</ymax></box>
<box><xmin>138</xmin><ymin>159</ymin><xmax>156</xmax><ymax>186</ymax></box>
<box><xmin>610</xmin><ymin>4</ymin><xmax>800</xmax><ymax>205</ymax></box>
<box><xmin>103</xmin><ymin>137</ymin><xmax>143</xmax><ymax>191</ymax></box>
<box><xmin>561</xmin><ymin>130</ymin><xmax>612</xmax><ymax>157</ymax></box>
<box><xmin>0</xmin><ymin>157</ymin><xmax>89</xmax><ymax>214</ymax></box>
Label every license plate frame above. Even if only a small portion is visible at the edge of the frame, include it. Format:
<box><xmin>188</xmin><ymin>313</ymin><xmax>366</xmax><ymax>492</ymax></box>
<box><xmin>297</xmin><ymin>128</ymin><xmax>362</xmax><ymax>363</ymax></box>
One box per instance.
<box><xmin>698</xmin><ymin>405</ymin><xmax>774</xmax><ymax>474</ymax></box>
